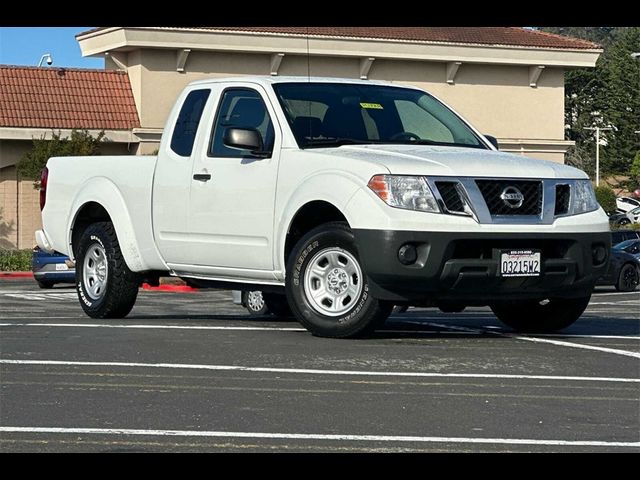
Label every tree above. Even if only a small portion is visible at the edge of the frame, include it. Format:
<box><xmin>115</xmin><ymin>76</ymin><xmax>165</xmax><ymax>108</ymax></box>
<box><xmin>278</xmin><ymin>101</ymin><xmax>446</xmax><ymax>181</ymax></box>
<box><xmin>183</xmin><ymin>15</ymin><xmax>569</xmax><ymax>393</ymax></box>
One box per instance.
<box><xmin>539</xmin><ymin>27</ymin><xmax>640</xmax><ymax>178</ymax></box>
<box><xmin>0</xmin><ymin>207</ymin><xmax>16</xmax><ymax>249</ymax></box>
<box><xmin>17</xmin><ymin>130</ymin><xmax>105</xmax><ymax>187</ymax></box>
<box><xmin>630</xmin><ymin>151</ymin><xmax>640</xmax><ymax>185</ymax></box>
<box><xmin>594</xmin><ymin>185</ymin><xmax>617</xmax><ymax>214</ymax></box>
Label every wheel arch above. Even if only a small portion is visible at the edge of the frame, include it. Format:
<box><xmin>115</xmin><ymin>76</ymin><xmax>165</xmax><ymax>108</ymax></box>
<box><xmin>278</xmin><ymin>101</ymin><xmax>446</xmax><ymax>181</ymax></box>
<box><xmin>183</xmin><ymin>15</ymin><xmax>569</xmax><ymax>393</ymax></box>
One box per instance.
<box><xmin>67</xmin><ymin>178</ymin><xmax>151</xmax><ymax>272</ymax></box>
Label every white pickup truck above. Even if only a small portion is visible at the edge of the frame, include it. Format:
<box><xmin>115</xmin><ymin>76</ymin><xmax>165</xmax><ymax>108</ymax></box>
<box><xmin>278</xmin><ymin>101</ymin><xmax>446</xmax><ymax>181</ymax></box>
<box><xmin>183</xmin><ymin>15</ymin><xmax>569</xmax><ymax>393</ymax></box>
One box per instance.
<box><xmin>37</xmin><ymin>76</ymin><xmax>610</xmax><ymax>338</ymax></box>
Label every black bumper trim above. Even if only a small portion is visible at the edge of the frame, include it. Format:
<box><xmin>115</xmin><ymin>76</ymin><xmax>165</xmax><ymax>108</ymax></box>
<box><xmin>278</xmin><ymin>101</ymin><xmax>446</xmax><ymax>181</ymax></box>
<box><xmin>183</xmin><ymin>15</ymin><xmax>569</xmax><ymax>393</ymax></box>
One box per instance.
<box><xmin>353</xmin><ymin>229</ymin><xmax>610</xmax><ymax>303</ymax></box>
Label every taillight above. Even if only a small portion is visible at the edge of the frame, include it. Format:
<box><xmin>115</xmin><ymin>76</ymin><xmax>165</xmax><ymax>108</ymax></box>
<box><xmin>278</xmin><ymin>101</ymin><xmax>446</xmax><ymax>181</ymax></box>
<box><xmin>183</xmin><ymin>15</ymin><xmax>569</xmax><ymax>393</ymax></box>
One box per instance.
<box><xmin>39</xmin><ymin>167</ymin><xmax>48</xmax><ymax>211</ymax></box>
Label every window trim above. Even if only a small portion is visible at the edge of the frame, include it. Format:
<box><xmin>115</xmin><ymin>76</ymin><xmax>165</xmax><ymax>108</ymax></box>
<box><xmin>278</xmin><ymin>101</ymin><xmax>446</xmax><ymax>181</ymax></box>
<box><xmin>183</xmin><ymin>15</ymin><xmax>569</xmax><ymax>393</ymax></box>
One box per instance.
<box><xmin>207</xmin><ymin>87</ymin><xmax>275</xmax><ymax>159</ymax></box>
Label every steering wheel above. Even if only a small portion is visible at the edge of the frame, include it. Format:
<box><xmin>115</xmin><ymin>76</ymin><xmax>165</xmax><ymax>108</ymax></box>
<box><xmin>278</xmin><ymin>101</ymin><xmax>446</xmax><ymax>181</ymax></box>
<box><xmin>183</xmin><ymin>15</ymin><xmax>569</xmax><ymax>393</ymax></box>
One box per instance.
<box><xmin>390</xmin><ymin>131</ymin><xmax>421</xmax><ymax>142</ymax></box>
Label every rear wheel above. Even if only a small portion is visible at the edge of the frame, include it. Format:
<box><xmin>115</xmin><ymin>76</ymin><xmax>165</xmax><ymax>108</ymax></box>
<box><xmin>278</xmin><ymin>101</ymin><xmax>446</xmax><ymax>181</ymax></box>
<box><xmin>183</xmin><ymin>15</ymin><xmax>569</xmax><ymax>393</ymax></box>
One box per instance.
<box><xmin>616</xmin><ymin>264</ymin><xmax>639</xmax><ymax>292</ymax></box>
<box><xmin>36</xmin><ymin>280</ymin><xmax>54</xmax><ymax>289</ymax></box>
<box><xmin>285</xmin><ymin>222</ymin><xmax>393</xmax><ymax>338</ymax></box>
<box><xmin>76</xmin><ymin>222</ymin><xmax>140</xmax><ymax>318</ymax></box>
<box><xmin>490</xmin><ymin>295</ymin><xmax>591</xmax><ymax>333</ymax></box>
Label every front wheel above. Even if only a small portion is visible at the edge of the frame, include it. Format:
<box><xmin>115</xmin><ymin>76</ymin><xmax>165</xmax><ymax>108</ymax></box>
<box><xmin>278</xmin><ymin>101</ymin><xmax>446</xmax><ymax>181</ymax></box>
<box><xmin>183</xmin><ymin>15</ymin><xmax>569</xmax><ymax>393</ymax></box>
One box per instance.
<box><xmin>285</xmin><ymin>222</ymin><xmax>393</xmax><ymax>338</ymax></box>
<box><xmin>75</xmin><ymin>222</ymin><xmax>140</xmax><ymax>318</ymax></box>
<box><xmin>36</xmin><ymin>280</ymin><xmax>54</xmax><ymax>289</ymax></box>
<box><xmin>490</xmin><ymin>295</ymin><xmax>591</xmax><ymax>333</ymax></box>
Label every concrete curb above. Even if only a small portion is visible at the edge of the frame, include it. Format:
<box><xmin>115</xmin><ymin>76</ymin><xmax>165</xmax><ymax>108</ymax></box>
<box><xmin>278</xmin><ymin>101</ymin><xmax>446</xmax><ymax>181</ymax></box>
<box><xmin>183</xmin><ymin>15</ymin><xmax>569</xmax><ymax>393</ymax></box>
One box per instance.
<box><xmin>0</xmin><ymin>272</ymin><xmax>34</xmax><ymax>279</ymax></box>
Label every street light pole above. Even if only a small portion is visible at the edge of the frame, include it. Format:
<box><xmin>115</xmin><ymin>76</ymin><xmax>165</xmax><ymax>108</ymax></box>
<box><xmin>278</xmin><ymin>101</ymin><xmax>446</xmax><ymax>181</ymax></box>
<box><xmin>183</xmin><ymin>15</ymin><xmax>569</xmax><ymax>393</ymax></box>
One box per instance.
<box><xmin>583</xmin><ymin>126</ymin><xmax>613</xmax><ymax>187</ymax></box>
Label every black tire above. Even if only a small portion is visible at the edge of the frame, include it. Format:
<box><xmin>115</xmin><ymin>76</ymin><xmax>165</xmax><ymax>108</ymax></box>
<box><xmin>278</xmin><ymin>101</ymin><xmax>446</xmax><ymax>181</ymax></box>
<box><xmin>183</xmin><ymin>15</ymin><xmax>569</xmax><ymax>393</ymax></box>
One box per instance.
<box><xmin>438</xmin><ymin>303</ymin><xmax>466</xmax><ymax>313</ymax></box>
<box><xmin>285</xmin><ymin>222</ymin><xmax>393</xmax><ymax>338</ymax></box>
<box><xmin>616</xmin><ymin>264</ymin><xmax>639</xmax><ymax>292</ymax></box>
<box><xmin>619</xmin><ymin>219</ymin><xmax>631</xmax><ymax>226</ymax></box>
<box><xmin>490</xmin><ymin>295</ymin><xmax>591</xmax><ymax>333</ymax></box>
<box><xmin>263</xmin><ymin>292</ymin><xmax>293</xmax><ymax>318</ymax></box>
<box><xmin>36</xmin><ymin>280</ymin><xmax>54</xmax><ymax>289</ymax></box>
<box><xmin>75</xmin><ymin>222</ymin><xmax>140</xmax><ymax>318</ymax></box>
<box><xmin>242</xmin><ymin>290</ymin><xmax>270</xmax><ymax>316</ymax></box>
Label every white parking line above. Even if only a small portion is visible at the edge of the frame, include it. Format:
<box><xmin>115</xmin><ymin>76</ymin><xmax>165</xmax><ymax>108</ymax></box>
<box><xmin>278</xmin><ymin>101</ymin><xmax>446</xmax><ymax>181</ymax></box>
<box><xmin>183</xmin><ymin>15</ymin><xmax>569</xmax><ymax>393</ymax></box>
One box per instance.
<box><xmin>1</xmin><ymin>359</ymin><xmax>638</xmax><ymax>383</ymax></box>
<box><xmin>411</xmin><ymin>321</ymin><xmax>640</xmax><ymax>359</ymax></box>
<box><xmin>588</xmin><ymin>301</ymin><xmax>640</xmax><ymax>306</ymax></box>
<box><xmin>0</xmin><ymin>426</ymin><xmax>637</xmax><ymax>448</ymax></box>
<box><xmin>1</xmin><ymin>322</ymin><xmax>637</xmax><ymax>341</ymax></box>
<box><xmin>0</xmin><ymin>323</ymin><xmax>304</xmax><ymax>332</ymax></box>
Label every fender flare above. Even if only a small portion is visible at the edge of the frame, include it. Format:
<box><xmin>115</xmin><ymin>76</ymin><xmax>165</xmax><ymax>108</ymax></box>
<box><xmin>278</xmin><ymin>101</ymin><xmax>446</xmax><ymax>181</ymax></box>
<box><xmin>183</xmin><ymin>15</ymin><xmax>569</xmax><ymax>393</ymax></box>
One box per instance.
<box><xmin>67</xmin><ymin>177</ymin><xmax>148</xmax><ymax>272</ymax></box>
<box><xmin>275</xmin><ymin>171</ymin><xmax>362</xmax><ymax>273</ymax></box>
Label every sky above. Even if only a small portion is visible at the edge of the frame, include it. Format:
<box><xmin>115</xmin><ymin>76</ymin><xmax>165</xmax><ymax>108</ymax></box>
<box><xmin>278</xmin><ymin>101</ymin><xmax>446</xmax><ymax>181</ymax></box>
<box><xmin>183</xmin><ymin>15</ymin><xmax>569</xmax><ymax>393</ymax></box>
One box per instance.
<box><xmin>0</xmin><ymin>27</ymin><xmax>104</xmax><ymax>68</ymax></box>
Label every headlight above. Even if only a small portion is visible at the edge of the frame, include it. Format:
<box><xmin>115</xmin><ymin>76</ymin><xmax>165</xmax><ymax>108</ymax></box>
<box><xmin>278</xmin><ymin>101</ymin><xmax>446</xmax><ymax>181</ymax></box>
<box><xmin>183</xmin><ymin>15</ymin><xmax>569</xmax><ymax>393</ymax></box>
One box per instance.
<box><xmin>571</xmin><ymin>180</ymin><xmax>599</xmax><ymax>215</ymax></box>
<box><xmin>368</xmin><ymin>175</ymin><xmax>440</xmax><ymax>213</ymax></box>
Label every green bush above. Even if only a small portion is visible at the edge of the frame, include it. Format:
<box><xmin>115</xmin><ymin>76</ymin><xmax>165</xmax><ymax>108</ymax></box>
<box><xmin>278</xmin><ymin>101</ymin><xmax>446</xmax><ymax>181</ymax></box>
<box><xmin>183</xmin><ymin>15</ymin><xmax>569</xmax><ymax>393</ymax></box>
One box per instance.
<box><xmin>0</xmin><ymin>249</ymin><xmax>33</xmax><ymax>271</ymax></box>
<box><xmin>594</xmin><ymin>185</ymin><xmax>617</xmax><ymax>214</ymax></box>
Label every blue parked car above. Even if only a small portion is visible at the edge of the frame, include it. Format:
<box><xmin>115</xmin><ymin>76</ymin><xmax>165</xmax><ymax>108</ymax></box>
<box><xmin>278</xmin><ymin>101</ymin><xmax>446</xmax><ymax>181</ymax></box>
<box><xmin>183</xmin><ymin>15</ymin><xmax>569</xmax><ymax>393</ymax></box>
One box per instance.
<box><xmin>32</xmin><ymin>246</ymin><xmax>75</xmax><ymax>289</ymax></box>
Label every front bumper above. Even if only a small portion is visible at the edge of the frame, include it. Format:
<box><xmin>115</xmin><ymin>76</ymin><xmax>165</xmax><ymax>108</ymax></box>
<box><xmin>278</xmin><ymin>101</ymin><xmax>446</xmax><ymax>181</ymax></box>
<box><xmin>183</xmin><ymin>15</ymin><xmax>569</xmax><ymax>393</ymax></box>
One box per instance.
<box><xmin>353</xmin><ymin>229</ymin><xmax>610</xmax><ymax>304</ymax></box>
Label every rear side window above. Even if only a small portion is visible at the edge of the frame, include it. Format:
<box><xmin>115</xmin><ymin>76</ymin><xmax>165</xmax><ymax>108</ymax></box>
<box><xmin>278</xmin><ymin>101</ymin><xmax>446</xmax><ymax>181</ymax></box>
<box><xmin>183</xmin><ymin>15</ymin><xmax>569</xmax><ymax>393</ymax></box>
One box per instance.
<box><xmin>171</xmin><ymin>89</ymin><xmax>210</xmax><ymax>157</ymax></box>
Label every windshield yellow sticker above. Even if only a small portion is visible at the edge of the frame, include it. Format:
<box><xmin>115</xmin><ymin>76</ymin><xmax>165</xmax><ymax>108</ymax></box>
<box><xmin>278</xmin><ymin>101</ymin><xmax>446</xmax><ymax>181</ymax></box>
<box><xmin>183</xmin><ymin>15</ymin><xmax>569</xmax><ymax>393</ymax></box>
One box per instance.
<box><xmin>360</xmin><ymin>102</ymin><xmax>383</xmax><ymax>110</ymax></box>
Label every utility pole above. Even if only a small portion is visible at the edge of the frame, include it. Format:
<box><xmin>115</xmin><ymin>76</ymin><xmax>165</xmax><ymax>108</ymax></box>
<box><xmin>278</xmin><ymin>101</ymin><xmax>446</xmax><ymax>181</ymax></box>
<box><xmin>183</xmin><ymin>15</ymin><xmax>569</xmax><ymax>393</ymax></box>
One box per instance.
<box><xmin>583</xmin><ymin>126</ymin><xmax>613</xmax><ymax>186</ymax></box>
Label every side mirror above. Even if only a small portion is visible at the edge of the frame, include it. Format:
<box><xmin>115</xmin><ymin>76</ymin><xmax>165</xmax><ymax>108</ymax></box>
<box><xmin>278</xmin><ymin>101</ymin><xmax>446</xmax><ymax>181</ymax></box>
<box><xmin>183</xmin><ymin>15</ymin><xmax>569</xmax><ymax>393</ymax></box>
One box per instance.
<box><xmin>484</xmin><ymin>135</ymin><xmax>499</xmax><ymax>150</ymax></box>
<box><xmin>223</xmin><ymin>128</ymin><xmax>269</xmax><ymax>157</ymax></box>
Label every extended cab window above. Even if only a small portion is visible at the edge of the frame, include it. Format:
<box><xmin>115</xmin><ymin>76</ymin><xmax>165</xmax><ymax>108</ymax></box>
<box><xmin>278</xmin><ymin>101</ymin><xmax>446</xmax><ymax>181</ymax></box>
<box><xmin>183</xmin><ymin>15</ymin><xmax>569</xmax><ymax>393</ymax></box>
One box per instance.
<box><xmin>209</xmin><ymin>89</ymin><xmax>275</xmax><ymax>158</ymax></box>
<box><xmin>170</xmin><ymin>89</ymin><xmax>210</xmax><ymax>156</ymax></box>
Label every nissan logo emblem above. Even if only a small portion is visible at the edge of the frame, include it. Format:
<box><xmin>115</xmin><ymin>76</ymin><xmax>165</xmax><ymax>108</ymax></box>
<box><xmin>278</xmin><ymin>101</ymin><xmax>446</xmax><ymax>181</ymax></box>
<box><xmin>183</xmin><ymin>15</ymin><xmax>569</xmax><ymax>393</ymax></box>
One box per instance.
<box><xmin>500</xmin><ymin>186</ymin><xmax>524</xmax><ymax>209</ymax></box>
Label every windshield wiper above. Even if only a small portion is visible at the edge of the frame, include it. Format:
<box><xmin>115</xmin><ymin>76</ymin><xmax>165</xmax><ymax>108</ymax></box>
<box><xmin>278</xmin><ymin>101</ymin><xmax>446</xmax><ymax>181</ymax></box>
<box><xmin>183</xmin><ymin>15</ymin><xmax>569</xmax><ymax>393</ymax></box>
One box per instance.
<box><xmin>303</xmin><ymin>138</ymin><xmax>379</xmax><ymax>148</ymax></box>
<box><xmin>387</xmin><ymin>139</ymin><xmax>486</xmax><ymax>149</ymax></box>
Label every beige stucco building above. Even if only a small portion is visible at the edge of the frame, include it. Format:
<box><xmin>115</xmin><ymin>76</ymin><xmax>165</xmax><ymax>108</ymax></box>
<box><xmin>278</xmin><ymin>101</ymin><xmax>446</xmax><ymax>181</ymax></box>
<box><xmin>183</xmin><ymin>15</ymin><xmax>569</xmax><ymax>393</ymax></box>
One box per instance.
<box><xmin>0</xmin><ymin>27</ymin><xmax>601</xmax><ymax>249</ymax></box>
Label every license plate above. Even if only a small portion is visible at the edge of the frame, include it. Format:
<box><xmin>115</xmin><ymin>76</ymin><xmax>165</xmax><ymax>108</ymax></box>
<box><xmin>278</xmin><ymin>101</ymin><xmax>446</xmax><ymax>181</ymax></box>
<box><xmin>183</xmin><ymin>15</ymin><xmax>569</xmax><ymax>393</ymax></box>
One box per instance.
<box><xmin>500</xmin><ymin>250</ymin><xmax>541</xmax><ymax>277</ymax></box>
<box><xmin>55</xmin><ymin>263</ymin><xmax>69</xmax><ymax>271</ymax></box>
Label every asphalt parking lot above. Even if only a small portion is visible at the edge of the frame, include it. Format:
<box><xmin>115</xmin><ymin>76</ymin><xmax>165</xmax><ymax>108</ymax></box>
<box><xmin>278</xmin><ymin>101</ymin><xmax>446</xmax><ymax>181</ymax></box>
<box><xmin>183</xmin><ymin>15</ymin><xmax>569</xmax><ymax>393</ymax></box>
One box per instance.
<box><xmin>0</xmin><ymin>278</ymin><xmax>638</xmax><ymax>452</ymax></box>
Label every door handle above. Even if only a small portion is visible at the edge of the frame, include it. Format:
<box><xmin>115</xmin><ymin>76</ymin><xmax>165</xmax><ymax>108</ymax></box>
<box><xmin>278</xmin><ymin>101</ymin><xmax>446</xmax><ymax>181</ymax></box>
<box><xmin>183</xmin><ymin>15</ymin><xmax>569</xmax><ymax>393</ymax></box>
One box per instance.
<box><xmin>193</xmin><ymin>173</ymin><xmax>212</xmax><ymax>182</ymax></box>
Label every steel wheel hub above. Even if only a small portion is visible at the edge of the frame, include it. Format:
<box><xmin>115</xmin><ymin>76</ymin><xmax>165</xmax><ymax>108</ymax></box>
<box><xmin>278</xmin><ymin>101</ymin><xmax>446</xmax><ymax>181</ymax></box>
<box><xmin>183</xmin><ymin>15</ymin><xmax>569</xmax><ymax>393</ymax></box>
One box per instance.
<box><xmin>82</xmin><ymin>242</ymin><xmax>108</xmax><ymax>301</ymax></box>
<box><xmin>303</xmin><ymin>247</ymin><xmax>363</xmax><ymax>317</ymax></box>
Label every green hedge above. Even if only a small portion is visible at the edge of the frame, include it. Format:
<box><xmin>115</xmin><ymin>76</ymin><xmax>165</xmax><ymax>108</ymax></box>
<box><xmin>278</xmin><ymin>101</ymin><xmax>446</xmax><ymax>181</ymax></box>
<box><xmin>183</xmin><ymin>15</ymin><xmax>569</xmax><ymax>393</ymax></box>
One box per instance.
<box><xmin>594</xmin><ymin>186</ymin><xmax>617</xmax><ymax>214</ymax></box>
<box><xmin>0</xmin><ymin>249</ymin><xmax>33</xmax><ymax>272</ymax></box>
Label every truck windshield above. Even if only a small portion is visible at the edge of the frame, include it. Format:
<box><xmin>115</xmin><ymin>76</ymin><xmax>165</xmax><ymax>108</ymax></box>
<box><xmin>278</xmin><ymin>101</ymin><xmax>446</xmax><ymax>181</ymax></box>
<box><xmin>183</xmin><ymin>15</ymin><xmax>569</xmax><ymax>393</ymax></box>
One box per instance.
<box><xmin>273</xmin><ymin>82</ymin><xmax>487</xmax><ymax>150</ymax></box>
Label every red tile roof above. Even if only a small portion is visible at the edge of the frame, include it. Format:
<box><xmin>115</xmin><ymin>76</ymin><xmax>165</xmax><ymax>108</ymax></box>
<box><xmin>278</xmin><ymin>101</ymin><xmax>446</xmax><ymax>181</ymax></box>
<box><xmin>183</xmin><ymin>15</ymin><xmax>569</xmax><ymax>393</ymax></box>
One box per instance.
<box><xmin>79</xmin><ymin>26</ymin><xmax>600</xmax><ymax>50</ymax></box>
<box><xmin>0</xmin><ymin>65</ymin><xmax>140</xmax><ymax>130</ymax></box>
<box><xmin>202</xmin><ymin>27</ymin><xmax>601</xmax><ymax>49</ymax></box>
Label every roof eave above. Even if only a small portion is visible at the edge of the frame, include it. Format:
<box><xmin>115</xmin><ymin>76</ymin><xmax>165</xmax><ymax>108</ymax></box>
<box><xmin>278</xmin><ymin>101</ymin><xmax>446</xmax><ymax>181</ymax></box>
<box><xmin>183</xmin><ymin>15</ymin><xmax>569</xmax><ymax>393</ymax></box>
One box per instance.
<box><xmin>77</xmin><ymin>27</ymin><xmax>602</xmax><ymax>68</ymax></box>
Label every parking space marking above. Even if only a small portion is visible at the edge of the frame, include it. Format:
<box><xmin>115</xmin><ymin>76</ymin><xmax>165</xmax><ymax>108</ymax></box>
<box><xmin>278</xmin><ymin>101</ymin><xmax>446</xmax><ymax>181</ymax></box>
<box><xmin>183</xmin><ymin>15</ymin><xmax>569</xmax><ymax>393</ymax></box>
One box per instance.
<box><xmin>0</xmin><ymin>323</ymin><xmax>304</xmax><ymax>332</ymax></box>
<box><xmin>589</xmin><ymin>301</ymin><xmax>640</xmax><ymax>306</ymax></box>
<box><xmin>1</xmin><ymin>359</ymin><xmax>638</xmax><ymax>383</ymax></box>
<box><xmin>413</xmin><ymin>320</ymin><xmax>640</xmax><ymax>359</ymax></box>
<box><xmin>1</xmin><ymin>321</ymin><xmax>637</xmax><ymax>341</ymax></box>
<box><xmin>2</xmin><ymin>293</ymin><xmax>78</xmax><ymax>301</ymax></box>
<box><xmin>0</xmin><ymin>426</ymin><xmax>637</xmax><ymax>448</ymax></box>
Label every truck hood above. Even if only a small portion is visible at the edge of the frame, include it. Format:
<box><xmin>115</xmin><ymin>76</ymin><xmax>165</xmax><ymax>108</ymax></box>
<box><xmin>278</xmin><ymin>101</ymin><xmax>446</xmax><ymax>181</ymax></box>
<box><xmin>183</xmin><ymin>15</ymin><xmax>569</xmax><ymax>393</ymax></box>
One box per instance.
<box><xmin>316</xmin><ymin>145</ymin><xmax>587</xmax><ymax>179</ymax></box>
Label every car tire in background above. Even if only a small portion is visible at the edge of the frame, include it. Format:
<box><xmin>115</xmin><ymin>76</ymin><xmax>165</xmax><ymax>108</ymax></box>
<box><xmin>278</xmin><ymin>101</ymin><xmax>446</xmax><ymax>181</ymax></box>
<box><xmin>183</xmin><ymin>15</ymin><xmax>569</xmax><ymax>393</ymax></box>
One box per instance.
<box><xmin>490</xmin><ymin>295</ymin><xmax>591</xmax><ymax>333</ymax></box>
<box><xmin>262</xmin><ymin>292</ymin><xmax>292</xmax><ymax>319</ymax></box>
<box><xmin>242</xmin><ymin>290</ymin><xmax>270</xmax><ymax>316</ymax></box>
<box><xmin>75</xmin><ymin>222</ymin><xmax>140</xmax><ymax>318</ymax></box>
<box><xmin>36</xmin><ymin>280</ymin><xmax>55</xmax><ymax>289</ymax></box>
<box><xmin>285</xmin><ymin>222</ymin><xmax>393</xmax><ymax>338</ymax></box>
<box><xmin>616</xmin><ymin>264</ymin><xmax>639</xmax><ymax>292</ymax></box>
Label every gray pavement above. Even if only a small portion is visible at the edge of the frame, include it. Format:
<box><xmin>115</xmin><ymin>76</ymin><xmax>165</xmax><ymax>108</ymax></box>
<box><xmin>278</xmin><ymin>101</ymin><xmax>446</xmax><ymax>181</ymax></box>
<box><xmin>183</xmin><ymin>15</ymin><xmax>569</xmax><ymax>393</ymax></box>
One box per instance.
<box><xmin>0</xmin><ymin>279</ymin><xmax>638</xmax><ymax>452</ymax></box>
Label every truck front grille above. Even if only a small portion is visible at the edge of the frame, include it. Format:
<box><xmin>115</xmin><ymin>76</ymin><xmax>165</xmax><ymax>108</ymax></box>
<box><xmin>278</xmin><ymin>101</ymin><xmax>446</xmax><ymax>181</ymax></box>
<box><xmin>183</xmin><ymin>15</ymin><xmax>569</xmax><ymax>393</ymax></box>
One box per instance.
<box><xmin>555</xmin><ymin>184</ymin><xmax>571</xmax><ymax>215</ymax></box>
<box><xmin>435</xmin><ymin>181</ymin><xmax>465</xmax><ymax>213</ymax></box>
<box><xmin>475</xmin><ymin>180</ymin><xmax>542</xmax><ymax>216</ymax></box>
